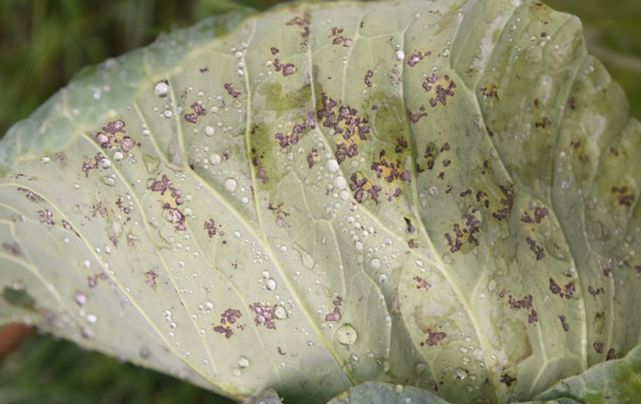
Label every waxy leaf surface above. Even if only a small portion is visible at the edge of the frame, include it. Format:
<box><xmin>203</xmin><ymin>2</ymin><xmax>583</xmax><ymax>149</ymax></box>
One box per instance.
<box><xmin>1</xmin><ymin>1</ymin><xmax>640</xmax><ymax>402</ymax></box>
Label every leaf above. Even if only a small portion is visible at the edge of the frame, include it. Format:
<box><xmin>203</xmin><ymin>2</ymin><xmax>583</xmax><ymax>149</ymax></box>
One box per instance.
<box><xmin>531</xmin><ymin>345</ymin><xmax>641</xmax><ymax>403</ymax></box>
<box><xmin>0</xmin><ymin>0</ymin><xmax>640</xmax><ymax>402</ymax></box>
<box><xmin>328</xmin><ymin>381</ymin><xmax>449</xmax><ymax>404</ymax></box>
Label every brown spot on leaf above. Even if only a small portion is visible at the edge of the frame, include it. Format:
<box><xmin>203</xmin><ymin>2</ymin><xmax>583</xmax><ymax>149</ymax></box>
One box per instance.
<box><xmin>526</xmin><ymin>237</ymin><xmax>545</xmax><ymax>260</ymax></box>
<box><xmin>559</xmin><ymin>315</ymin><xmax>569</xmax><ymax>332</ymax></box>
<box><xmin>224</xmin><ymin>83</ymin><xmax>241</xmax><ymax>98</ymax></box>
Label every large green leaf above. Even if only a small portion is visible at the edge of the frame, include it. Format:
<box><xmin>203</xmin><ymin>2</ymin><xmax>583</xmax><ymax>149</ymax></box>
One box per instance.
<box><xmin>328</xmin><ymin>381</ymin><xmax>449</xmax><ymax>404</ymax></box>
<box><xmin>532</xmin><ymin>345</ymin><xmax>641</xmax><ymax>403</ymax></box>
<box><xmin>1</xmin><ymin>0</ymin><xmax>640</xmax><ymax>402</ymax></box>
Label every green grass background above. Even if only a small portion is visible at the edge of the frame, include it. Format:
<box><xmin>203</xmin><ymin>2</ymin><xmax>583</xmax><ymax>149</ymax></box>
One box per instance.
<box><xmin>0</xmin><ymin>0</ymin><xmax>639</xmax><ymax>403</ymax></box>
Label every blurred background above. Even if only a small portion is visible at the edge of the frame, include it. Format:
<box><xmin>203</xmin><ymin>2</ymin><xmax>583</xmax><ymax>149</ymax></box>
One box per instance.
<box><xmin>0</xmin><ymin>0</ymin><xmax>639</xmax><ymax>403</ymax></box>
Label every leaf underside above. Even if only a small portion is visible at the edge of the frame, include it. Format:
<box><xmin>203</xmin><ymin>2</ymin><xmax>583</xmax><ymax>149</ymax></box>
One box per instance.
<box><xmin>1</xmin><ymin>0</ymin><xmax>640</xmax><ymax>403</ymax></box>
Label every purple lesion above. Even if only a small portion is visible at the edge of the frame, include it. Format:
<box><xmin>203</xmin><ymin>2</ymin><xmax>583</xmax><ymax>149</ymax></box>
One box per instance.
<box><xmin>408</xmin><ymin>105</ymin><xmax>427</xmax><ymax>123</ymax></box>
<box><xmin>612</xmin><ymin>185</ymin><xmax>635</xmax><ymax>208</ymax></box>
<box><xmin>492</xmin><ymin>185</ymin><xmax>516</xmax><ymax>221</ymax></box>
<box><xmin>349</xmin><ymin>172</ymin><xmax>383</xmax><ymax>204</ymax></box>
<box><xmin>149</xmin><ymin>175</ymin><xmax>187</xmax><ymax>232</ymax></box>
<box><xmin>526</xmin><ymin>236</ymin><xmax>545</xmax><ymax>260</ymax></box>
<box><xmin>306</xmin><ymin>148</ymin><xmax>318</xmax><ymax>168</ymax></box>
<box><xmin>549</xmin><ymin>278</ymin><xmax>575</xmax><ymax>299</ymax></box>
<box><xmin>370</xmin><ymin>151</ymin><xmax>410</xmax><ymax>184</ymax></box>
<box><xmin>419</xmin><ymin>329</ymin><xmax>446</xmax><ymax>347</ymax></box>
<box><xmin>144</xmin><ymin>270</ymin><xmax>158</xmax><ymax>290</ymax></box>
<box><xmin>37</xmin><ymin>209</ymin><xmax>55</xmax><ymax>226</ymax></box>
<box><xmin>267</xmin><ymin>202</ymin><xmax>289</xmax><ymax>228</ymax></box>
<box><xmin>183</xmin><ymin>102</ymin><xmax>207</xmax><ymax>124</ymax></box>
<box><xmin>274</xmin><ymin>112</ymin><xmax>316</xmax><ymax>149</ymax></box>
<box><xmin>363</xmin><ymin>70</ymin><xmax>374</xmax><ymax>87</ymax></box>
<box><xmin>17</xmin><ymin>187</ymin><xmax>44</xmax><ymax>203</ymax></box>
<box><xmin>413</xmin><ymin>276</ymin><xmax>430</xmax><ymax>290</ymax></box>
<box><xmin>223</xmin><ymin>83</ymin><xmax>241</xmax><ymax>98</ymax></box>
<box><xmin>2</xmin><ymin>242</ymin><xmax>22</xmax><ymax>257</ymax></box>
<box><xmin>249</xmin><ymin>302</ymin><xmax>283</xmax><ymax>330</ymax></box>
<box><xmin>203</xmin><ymin>218</ymin><xmax>222</xmax><ymax>238</ymax></box>
<box><xmin>416</xmin><ymin>142</ymin><xmax>449</xmax><ymax>172</ymax></box>
<box><xmin>407</xmin><ymin>50</ymin><xmax>431</xmax><ymax>67</ymax></box>
<box><xmin>273</xmin><ymin>58</ymin><xmax>297</xmax><ymax>77</ymax></box>
<box><xmin>558</xmin><ymin>315</ymin><xmax>569</xmax><ymax>332</ymax></box>
<box><xmin>286</xmin><ymin>12</ymin><xmax>311</xmax><ymax>47</ymax></box>
<box><xmin>317</xmin><ymin>93</ymin><xmax>369</xmax><ymax>163</ymax></box>
<box><xmin>504</xmin><ymin>293</ymin><xmax>538</xmax><ymax>324</ymax></box>
<box><xmin>81</xmin><ymin>152</ymin><xmax>109</xmax><ymax>177</ymax></box>
<box><xmin>251</xmin><ymin>148</ymin><xmax>269</xmax><ymax>184</ymax></box>
<box><xmin>422</xmin><ymin>73</ymin><xmax>456</xmax><ymax>107</ymax></box>
<box><xmin>521</xmin><ymin>207</ymin><xmax>549</xmax><ymax>224</ymax></box>
<box><xmin>329</xmin><ymin>27</ymin><xmax>352</xmax><ymax>47</ymax></box>
<box><xmin>324</xmin><ymin>296</ymin><xmax>342</xmax><ymax>322</ymax></box>
<box><xmin>213</xmin><ymin>308</ymin><xmax>243</xmax><ymax>338</ymax></box>
<box><xmin>93</xmin><ymin>120</ymin><xmax>138</xmax><ymax>153</ymax></box>
<box><xmin>444</xmin><ymin>209</ymin><xmax>481</xmax><ymax>253</ymax></box>
<box><xmin>500</xmin><ymin>373</ymin><xmax>516</xmax><ymax>387</ymax></box>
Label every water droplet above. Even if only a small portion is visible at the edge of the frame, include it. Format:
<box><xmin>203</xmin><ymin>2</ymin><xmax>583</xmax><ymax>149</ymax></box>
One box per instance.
<box><xmin>274</xmin><ymin>305</ymin><xmax>288</xmax><ymax>320</ymax></box>
<box><xmin>154</xmin><ymin>81</ymin><xmax>169</xmax><ymax>97</ymax></box>
<box><xmin>487</xmin><ymin>279</ymin><xmax>496</xmax><ymax>292</ymax></box>
<box><xmin>113</xmin><ymin>151</ymin><xmax>124</xmax><ymax>161</ymax></box>
<box><xmin>395</xmin><ymin>50</ymin><xmax>405</xmax><ymax>61</ymax></box>
<box><xmin>370</xmin><ymin>257</ymin><xmax>381</xmax><ymax>269</ymax></box>
<box><xmin>101</xmin><ymin>176</ymin><xmax>116</xmax><ymax>186</ymax></box>
<box><xmin>224</xmin><ymin>178</ymin><xmax>237</xmax><ymax>192</ymax></box>
<box><xmin>143</xmin><ymin>155</ymin><xmax>160</xmax><ymax>173</ymax></box>
<box><xmin>74</xmin><ymin>291</ymin><xmax>87</xmax><ymax>306</ymax></box>
<box><xmin>163</xmin><ymin>110</ymin><xmax>173</xmax><ymax>118</ymax></box>
<box><xmin>294</xmin><ymin>243</ymin><xmax>315</xmax><ymax>269</ymax></box>
<box><xmin>201</xmin><ymin>301</ymin><xmax>214</xmax><ymax>313</ymax></box>
<box><xmin>265</xmin><ymin>278</ymin><xmax>277</xmax><ymax>291</ymax></box>
<box><xmin>139</xmin><ymin>347</ymin><xmax>151</xmax><ymax>359</ymax></box>
<box><xmin>336</xmin><ymin>323</ymin><xmax>358</xmax><ymax>345</ymax></box>
<box><xmin>209</xmin><ymin>154</ymin><xmax>221</xmax><ymax>165</ymax></box>
<box><xmin>204</xmin><ymin>126</ymin><xmax>215</xmax><ymax>136</ymax></box>
<box><xmin>237</xmin><ymin>356</ymin><xmax>250</xmax><ymax>368</ymax></box>
<box><xmin>455</xmin><ymin>368</ymin><xmax>468</xmax><ymax>380</ymax></box>
<box><xmin>334</xmin><ymin>176</ymin><xmax>347</xmax><ymax>190</ymax></box>
<box><xmin>326</xmin><ymin>159</ymin><xmax>339</xmax><ymax>173</ymax></box>
<box><xmin>86</xmin><ymin>313</ymin><xmax>98</xmax><ymax>323</ymax></box>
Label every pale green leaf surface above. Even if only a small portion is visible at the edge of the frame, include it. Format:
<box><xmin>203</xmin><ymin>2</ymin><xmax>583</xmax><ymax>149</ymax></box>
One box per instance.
<box><xmin>328</xmin><ymin>381</ymin><xmax>449</xmax><ymax>404</ymax></box>
<box><xmin>0</xmin><ymin>1</ymin><xmax>640</xmax><ymax>403</ymax></box>
<box><xmin>530</xmin><ymin>345</ymin><xmax>641</xmax><ymax>403</ymax></box>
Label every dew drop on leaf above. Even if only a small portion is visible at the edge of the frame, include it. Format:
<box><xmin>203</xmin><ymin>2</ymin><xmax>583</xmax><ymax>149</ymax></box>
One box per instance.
<box><xmin>237</xmin><ymin>356</ymin><xmax>250</xmax><ymax>369</ymax></box>
<box><xmin>326</xmin><ymin>159</ymin><xmax>339</xmax><ymax>173</ymax></box>
<box><xmin>224</xmin><ymin>178</ymin><xmax>238</xmax><ymax>192</ymax></box>
<box><xmin>336</xmin><ymin>323</ymin><xmax>358</xmax><ymax>345</ymax></box>
<box><xmin>274</xmin><ymin>305</ymin><xmax>288</xmax><ymax>320</ymax></box>
<box><xmin>209</xmin><ymin>154</ymin><xmax>221</xmax><ymax>165</ymax></box>
<box><xmin>265</xmin><ymin>278</ymin><xmax>277</xmax><ymax>291</ymax></box>
<box><xmin>154</xmin><ymin>81</ymin><xmax>169</xmax><ymax>97</ymax></box>
<box><xmin>101</xmin><ymin>176</ymin><xmax>116</xmax><ymax>186</ymax></box>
